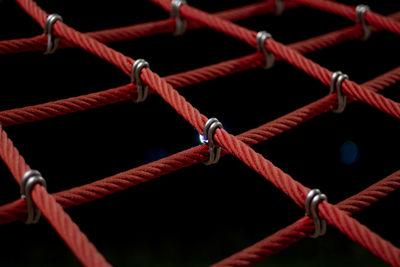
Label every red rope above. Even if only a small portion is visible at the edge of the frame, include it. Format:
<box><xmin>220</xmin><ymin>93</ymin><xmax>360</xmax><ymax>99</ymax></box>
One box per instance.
<box><xmin>141</xmin><ymin>1</ymin><xmax>400</xmax><ymax>264</ymax></box>
<box><xmin>2</xmin><ymin>9</ymin><xmax>400</xmax><ymax>127</ymax></box>
<box><xmin>149</xmin><ymin>0</ymin><xmax>400</xmax><ymax>120</ymax></box>
<box><xmin>1</xmin><ymin>0</ymin><xmax>399</xmax><ymax>265</ymax></box>
<box><xmin>140</xmin><ymin>57</ymin><xmax>400</xmax><ymax>264</ymax></box>
<box><xmin>0</xmin><ymin>1</ymin><xmax>297</xmax><ymax>55</ymax></box>
<box><xmin>213</xmin><ymin>169</ymin><xmax>400</xmax><ymax>266</ymax></box>
<box><xmin>0</xmin><ymin>53</ymin><xmax>263</xmax><ymax>126</ymax></box>
<box><xmin>1</xmin><ymin>63</ymin><xmax>399</xmax><ymax>226</ymax></box>
<box><xmin>0</xmin><ymin>126</ymin><xmax>111</xmax><ymax>267</ymax></box>
<box><xmin>15</xmin><ymin>0</ymin><xmax>133</xmax><ymax>75</ymax></box>
<box><xmin>292</xmin><ymin>0</ymin><xmax>400</xmax><ymax>36</ymax></box>
<box><xmin>141</xmin><ymin>61</ymin><xmax>400</xmax><ymax>265</ymax></box>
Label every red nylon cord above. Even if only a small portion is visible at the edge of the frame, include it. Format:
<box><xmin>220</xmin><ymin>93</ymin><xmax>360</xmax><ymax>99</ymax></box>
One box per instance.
<box><xmin>292</xmin><ymin>0</ymin><xmax>400</xmax><ymax>36</ymax></box>
<box><xmin>2</xmin><ymin>9</ymin><xmax>400</xmax><ymax>128</ymax></box>
<box><xmin>0</xmin><ymin>126</ymin><xmax>111</xmax><ymax>267</ymax></box>
<box><xmin>0</xmin><ymin>63</ymin><xmax>400</xmax><ymax>224</ymax></box>
<box><xmin>142</xmin><ymin>58</ymin><xmax>400</xmax><ymax>265</ymax></box>
<box><xmin>1</xmin><ymin>0</ymin><xmax>399</xmax><ymax>266</ymax></box>
<box><xmin>213</xmin><ymin>170</ymin><xmax>400</xmax><ymax>266</ymax></box>
<box><xmin>0</xmin><ymin>1</ymin><xmax>298</xmax><ymax>55</ymax></box>
<box><xmin>2</xmin><ymin>64</ymin><xmax>400</xmax><ymax>225</ymax></box>
<box><xmin>149</xmin><ymin>0</ymin><xmax>400</xmax><ymax>120</ymax></box>
<box><xmin>1</xmin><ymin>66</ymin><xmax>399</xmax><ymax>265</ymax></box>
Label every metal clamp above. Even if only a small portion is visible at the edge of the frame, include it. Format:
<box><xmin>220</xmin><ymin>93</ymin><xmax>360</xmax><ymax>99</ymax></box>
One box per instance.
<box><xmin>329</xmin><ymin>71</ymin><xmax>349</xmax><ymax>114</ymax></box>
<box><xmin>275</xmin><ymin>0</ymin><xmax>284</xmax><ymax>16</ymax></box>
<box><xmin>305</xmin><ymin>189</ymin><xmax>327</xmax><ymax>238</ymax></box>
<box><xmin>356</xmin><ymin>4</ymin><xmax>371</xmax><ymax>41</ymax></box>
<box><xmin>20</xmin><ymin>170</ymin><xmax>47</xmax><ymax>224</ymax></box>
<box><xmin>171</xmin><ymin>0</ymin><xmax>187</xmax><ymax>36</ymax></box>
<box><xmin>256</xmin><ymin>31</ymin><xmax>275</xmax><ymax>69</ymax></box>
<box><xmin>44</xmin><ymin>13</ymin><xmax>63</xmax><ymax>54</ymax></box>
<box><xmin>131</xmin><ymin>59</ymin><xmax>150</xmax><ymax>103</ymax></box>
<box><xmin>202</xmin><ymin>118</ymin><xmax>223</xmax><ymax>165</ymax></box>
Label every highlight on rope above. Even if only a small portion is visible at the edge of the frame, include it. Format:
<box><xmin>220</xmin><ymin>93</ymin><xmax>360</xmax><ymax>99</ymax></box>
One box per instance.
<box><xmin>0</xmin><ymin>0</ymin><xmax>399</xmax><ymax>266</ymax></box>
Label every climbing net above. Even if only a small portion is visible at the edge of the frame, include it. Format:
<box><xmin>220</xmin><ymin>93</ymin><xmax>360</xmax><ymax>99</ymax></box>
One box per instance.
<box><xmin>0</xmin><ymin>0</ymin><xmax>400</xmax><ymax>265</ymax></box>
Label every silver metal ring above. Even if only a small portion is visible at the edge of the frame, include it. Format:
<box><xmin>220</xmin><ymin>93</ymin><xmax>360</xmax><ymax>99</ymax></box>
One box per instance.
<box><xmin>356</xmin><ymin>4</ymin><xmax>371</xmax><ymax>41</ymax></box>
<box><xmin>305</xmin><ymin>189</ymin><xmax>327</xmax><ymax>238</ymax></box>
<box><xmin>256</xmin><ymin>31</ymin><xmax>275</xmax><ymax>69</ymax></box>
<box><xmin>329</xmin><ymin>71</ymin><xmax>349</xmax><ymax>114</ymax></box>
<box><xmin>20</xmin><ymin>170</ymin><xmax>47</xmax><ymax>224</ymax></box>
<box><xmin>44</xmin><ymin>13</ymin><xmax>63</xmax><ymax>54</ymax></box>
<box><xmin>131</xmin><ymin>59</ymin><xmax>150</xmax><ymax>103</ymax></box>
<box><xmin>202</xmin><ymin>118</ymin><xmax>223</xmax><ymax>165</ymax></box>
<box><xmin>170</xmin><ymin>0</ymin><xmax>187</xmax><ymax>36</ymax></box>
<box><xmin>275</xmin><ymin>0</ymin><xmax>284</xmax><ymax>16</ymax></box>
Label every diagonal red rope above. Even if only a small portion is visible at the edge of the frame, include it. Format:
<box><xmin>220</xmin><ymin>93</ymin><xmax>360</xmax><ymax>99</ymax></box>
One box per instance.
<box><xmin>0</xmin><ymin>126</ymin><xmax>111</xmax><ymax>267</ymax></box>
<box><xmin>291</xmin><ymin>0</ymin><xmax>400</xmax><ymax>36</ymax></box>
<box><xmin>141</xmin><ymin>61</ymin><xmax>400</xmax><ymax>265</ymax></box>
<box><xmin>1</xmin><ymin>9</ymin><xmax>400</xmax><ymax>127</ymax></box>
<box><xmin>1</xmin><ymin>58</ymin><xmax>399</xmax><ymax>228</ymax></box>
<box><xmin>213</xmin><ymin>169</ymin><xmax>400</xmax><ymax>266</ymax></box>
<box><xmin>1</xmin><ymin>9</ymin><xmax>399</xmax><ymax>128</ymax></box>
<box><xmin>149</xmin><ymin>0</ymin><xmax>400</xmax><ymax>120</ymax></box>
<box><xmin>4</xmin><ymin>0</ymin><xmax>400</xmax><ymax>265</ymax></box>
<box><xmin>0</xmin><ymin>1</ymin><xmax>299</xmax><ymax>55</ymax></box>
<box><xmin>15</xmin><ymin>0</ymin><xmax>133</xmax><ymax>75</ymax></box>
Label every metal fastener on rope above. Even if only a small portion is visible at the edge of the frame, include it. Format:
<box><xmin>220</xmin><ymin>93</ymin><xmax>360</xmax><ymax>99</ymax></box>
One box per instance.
<box><xmin>131</xmin><ymin>59</ymin><xmax>150</xmax><ymax>103</ymax></box>
<box><xmin>275</xmin><ymin>0</ymin><xmax>284</xmax><ymax>16</ymax></box>
<box><xmin>305</xmin><ymin>189</ymin><xmax>327</xmax><ymax>238</ymax></box>
<box><xmin>170</xmin><ymin>0</ymin><xmax>187</xmax><ymax>36</ymax></box>
<box><xmin>202</xmin><ymin>118</ymin><xmax>223</xmax><ymax>165</ymax></box>
<box><xmin>256</xmin><ymin>31</ymin><xmax>275</xmax><ymax>69</ymax></box>
<box><xmin>20</xmin><ymin>170</ymin><xmax>47</xmax><ymax>224</ymax></box>
<box><xmin>44</xmin><ymin>13</ymin><xmax>63</xmax><ymax>54</ymax></box>
<box><xmin>355</xmin><ymin>4</ymin><xmax>371</xmax><ymax>41</ymax></box>
<box><xmin>329</xmin><ymin>71</ymin><xmax>349</xmax><ymax>113</ymax></box>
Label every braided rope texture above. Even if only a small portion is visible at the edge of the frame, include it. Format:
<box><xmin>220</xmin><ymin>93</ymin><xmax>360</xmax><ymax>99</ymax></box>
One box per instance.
<box><xmin>0</xmin><ymin>0</ymin><xmax>399</xmax><ymax>266</ymax></box>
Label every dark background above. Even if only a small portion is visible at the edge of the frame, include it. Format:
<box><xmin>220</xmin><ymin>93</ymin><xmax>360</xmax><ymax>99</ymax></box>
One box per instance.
<box><xmin>0</xmin><ymin>0</ymin><xmax>399</xmax><ymax>266</ymax></box>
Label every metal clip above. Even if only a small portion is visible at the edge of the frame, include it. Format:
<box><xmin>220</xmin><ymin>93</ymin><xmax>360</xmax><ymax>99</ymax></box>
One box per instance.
<box><xmin>356</xmin><ymin>4</ymin><xmax>371</xmax><ymax>41</ymax></box>
<box><xmin>275</xmin><ymin>0</ymin><xmax>284</xmax><ymax>16</ymax></box>
<box><xmin>201</xmin><ymin>118</ymin><xmax>223</xmax><ymax>165</ymax></box>
<box><xmin>329</xmin><ymin>71</ymin><xmax>349</xmax><ymax>114</ymax></box>
<box><xmin>171</xmin><ymin>0</ymin><xmax>187</xmax><ymax>36</ymax></box>
<box><xmin>20</xmin><ymin>170</ymin><xmax>47</xmax><ymax>224</ymax></box>
<box><xmin>305</xmin><ymin>189</ymin><xmax>327</xmax><ymax>238</ymax></box>
<box><xmin>44</xmin><ymin>14</ymin><xmax>63</xmax><ymax>54</ymax></box>
<box><xmin>131</xmin><ymin>59</ymin><xmax>150</xmax><ymax>103</ymax></box>
<box><xmin>256</xmin><ymin>31</ymin><xmax>275</xmax><ymax>69</ymax></box>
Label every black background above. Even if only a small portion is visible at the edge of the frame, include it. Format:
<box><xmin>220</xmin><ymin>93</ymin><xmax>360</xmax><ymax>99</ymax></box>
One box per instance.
<box><xmin>0</xmin><ymin>0</ymin><xmax>399</xmax><ymax>266</ymax></box>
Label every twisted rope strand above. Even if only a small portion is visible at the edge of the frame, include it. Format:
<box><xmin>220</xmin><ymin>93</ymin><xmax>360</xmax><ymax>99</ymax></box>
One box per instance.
<box><xmin>0</xmin><ymin>126</ymin><xmax>111</xmax><ymax>267</ymax></box>
<box><xmin>213</xmin><ymin>170</ymin><xmax>400</xmax><ymax>266</ymax></box>
<box><xmin>2</xmin><ymin>9</ymin><xmax>400</xmax><ymax>127</ymax></box>
<box><xmin>16</xmin><ymin>0</ymin><xmax>133</xmax><ymax>75</ymax></box>
<box><xmin>144</xmin><ymin>59</ymin><xmax>400</xmax><ymax>265</ymax></box>
<box><xmin>291</xmin><ymin>0</ymin><xmax>400</xmax><ymax>36</ymax></box>
<box><xmin>5</xmin><ymin>0</ymin><xmax>400</xmax><ymax>265</ymax></box>
<box><xmin>1</xmin><ymin>64</ymin><xmax>398</xmax><ymax>226</ymax></box>
<box><xmin>149</xmin><ymin>0</ymin><xmax>400</xmax><ymax>119</ymax></box>
<box><xmin>0</xmin><ymin>1</ymin><xmax>296</xmax><ymax>55</ymax></box>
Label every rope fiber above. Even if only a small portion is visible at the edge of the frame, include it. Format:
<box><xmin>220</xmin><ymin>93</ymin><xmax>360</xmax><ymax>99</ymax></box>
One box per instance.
<box><xmin>0</xmin><ymin>0</ymin><xmax>399</xmax><ymax>266</ymax></box>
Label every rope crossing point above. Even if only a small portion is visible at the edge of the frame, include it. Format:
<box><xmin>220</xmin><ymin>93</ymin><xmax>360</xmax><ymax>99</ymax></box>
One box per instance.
<box><xmin>0</xmin><ymin>0</ymin><xmax>399</xmax><ymax>266</ymax></box>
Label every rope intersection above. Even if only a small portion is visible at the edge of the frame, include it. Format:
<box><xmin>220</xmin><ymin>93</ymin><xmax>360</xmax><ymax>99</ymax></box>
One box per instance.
<box><xmin>0</xmin><ymin>0</ymin><xmax>399</xmax><ymax>266</ymax></box>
